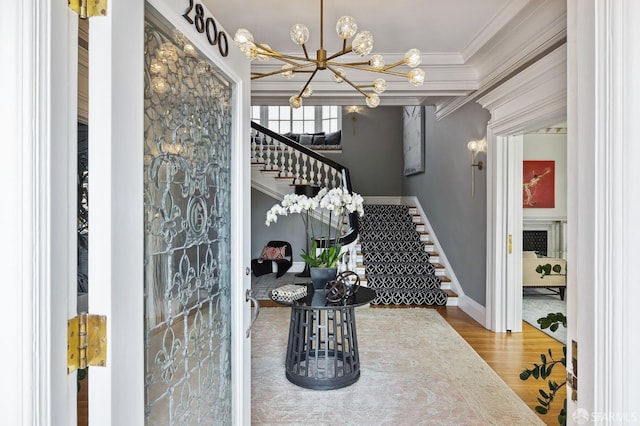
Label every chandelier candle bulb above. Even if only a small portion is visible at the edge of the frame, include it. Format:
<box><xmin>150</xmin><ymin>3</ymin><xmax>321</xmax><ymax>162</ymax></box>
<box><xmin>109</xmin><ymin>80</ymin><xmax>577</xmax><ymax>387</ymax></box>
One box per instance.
<box><xmin>233</xmin><ymin>0</ymin><xmax>426</xmax><ymax>108</ymax></box>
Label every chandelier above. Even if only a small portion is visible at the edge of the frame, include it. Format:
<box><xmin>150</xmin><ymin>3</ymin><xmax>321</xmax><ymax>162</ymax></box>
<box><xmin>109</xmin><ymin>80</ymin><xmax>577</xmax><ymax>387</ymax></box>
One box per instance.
<box><xmin>232</xmin><ymin>0</ymin><xmax>425</xmax><ymax>109</ymax></box>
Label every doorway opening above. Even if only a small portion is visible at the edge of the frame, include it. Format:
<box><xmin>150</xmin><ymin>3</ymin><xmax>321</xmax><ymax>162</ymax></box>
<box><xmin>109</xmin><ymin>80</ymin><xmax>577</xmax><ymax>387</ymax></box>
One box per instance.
<box><xmin>520</xmin><ymin>124</ymin><xmax>567</xmax><ymax>345</ymax></box>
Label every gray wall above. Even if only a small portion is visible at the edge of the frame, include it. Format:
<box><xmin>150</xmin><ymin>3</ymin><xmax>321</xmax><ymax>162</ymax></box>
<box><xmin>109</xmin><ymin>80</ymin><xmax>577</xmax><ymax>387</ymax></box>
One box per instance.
<box><xmin>402</xmin><ymin>103</ymin><xmax>490</xmax><ymax>305</ymax></box>
<box><xmin>324</xmin><ymin>106</ymin><xmax>404</xmax><ymax>196</ymax></box>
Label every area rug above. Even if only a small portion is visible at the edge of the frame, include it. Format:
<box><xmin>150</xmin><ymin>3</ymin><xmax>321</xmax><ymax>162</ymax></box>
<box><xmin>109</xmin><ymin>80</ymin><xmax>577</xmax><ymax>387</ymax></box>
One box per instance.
<box><xmin>522</xmin><ymin>289</ymin><xmax>566</xmax><ymax>344</ymax></box>
<box><xmin>252</xmin><ymin>307</ymin><xmax>542</xmax><ymax>425</ymax></box>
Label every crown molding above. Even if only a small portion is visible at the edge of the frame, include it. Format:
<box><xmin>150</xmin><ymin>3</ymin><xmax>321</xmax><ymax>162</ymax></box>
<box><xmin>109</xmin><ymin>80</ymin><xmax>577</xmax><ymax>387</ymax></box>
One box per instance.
<box><xmin>477</xmin><ymin>44</ymin><xmax>567</xmax><ymax>135</ymax></box>
<box><xmin>433</xmin><ymin>0</ymin><xmax>567</xmax><ymax>120</ymax></box>
<box><xmin>434</xmin><ymin>31</ymin><xmax>566</xmax><ymax>120</ymax></box>
<box><xmin>461</xmin><ymin>0</ymin><xmax>531</xmax><ymax>62</ymax></box>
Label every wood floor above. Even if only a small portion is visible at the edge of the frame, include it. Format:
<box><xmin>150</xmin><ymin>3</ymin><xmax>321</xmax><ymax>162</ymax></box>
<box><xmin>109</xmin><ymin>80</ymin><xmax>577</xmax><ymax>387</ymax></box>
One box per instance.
<box><xmin>78</xmin><ymin>305</ymin><xmax>565</xmax><ymax>426</ymax></box>
<box><xmin>435</xmin><ymin>305</ymin><xmax>566</xmax><ymax>425</ymax></box>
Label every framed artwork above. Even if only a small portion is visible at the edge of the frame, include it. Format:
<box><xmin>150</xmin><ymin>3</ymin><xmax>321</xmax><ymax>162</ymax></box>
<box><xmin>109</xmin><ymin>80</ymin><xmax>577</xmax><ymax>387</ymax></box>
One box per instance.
<box><xmin>403</xmin><ymin>106</ymin><xmax>424</xmax><ymax>175</ymax></box>
<box><xmin>523</xmin><ymin>160</ymin><xmax>555</xmax><ymax>208</ymax></box>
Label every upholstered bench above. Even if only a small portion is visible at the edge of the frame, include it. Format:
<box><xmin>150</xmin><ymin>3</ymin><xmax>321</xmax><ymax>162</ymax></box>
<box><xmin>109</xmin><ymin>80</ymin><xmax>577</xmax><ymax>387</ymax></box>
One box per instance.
<box><xmin>522</xmin><ymin>251</ymin><xmax>566</xmax><ymax>300</ymax></box>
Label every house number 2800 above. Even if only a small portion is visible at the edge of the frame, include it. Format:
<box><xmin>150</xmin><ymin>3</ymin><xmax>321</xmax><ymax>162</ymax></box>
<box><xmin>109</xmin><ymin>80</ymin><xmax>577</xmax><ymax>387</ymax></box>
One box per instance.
<box><xmin>182</xmin><ymin>0</ymin><xmax>229</xmax><ymax>57</ymax></box>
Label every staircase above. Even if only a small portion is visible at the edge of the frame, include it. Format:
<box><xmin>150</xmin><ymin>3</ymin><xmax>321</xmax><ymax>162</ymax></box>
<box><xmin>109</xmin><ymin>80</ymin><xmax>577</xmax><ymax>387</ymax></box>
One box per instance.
<box><xmin>250</xmin><ymin>122</ymin><xmax>457</xmax><ymax>305</ymax></box>
<box><xmin>355</xmin><ymin>204</ymin><xmax>451</xmax><ymax>306</ymax></box>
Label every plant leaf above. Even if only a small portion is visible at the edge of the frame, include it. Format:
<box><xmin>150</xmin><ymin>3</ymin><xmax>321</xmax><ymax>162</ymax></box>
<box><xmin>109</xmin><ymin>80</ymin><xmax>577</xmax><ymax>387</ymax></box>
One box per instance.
<box><xmin>535</xmin><ymin>406</ymin><xmax>548</xmax><ymax>415</ymax></box>
<box><xmin>532</xmin><ymin>368</ymin><xmax>540</xmax><ymax>379</ymax></box>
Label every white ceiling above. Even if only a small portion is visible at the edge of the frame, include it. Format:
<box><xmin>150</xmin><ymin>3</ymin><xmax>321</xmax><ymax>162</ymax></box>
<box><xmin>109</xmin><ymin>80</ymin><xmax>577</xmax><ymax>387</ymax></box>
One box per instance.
<box><xmin>208</xmin><ymin>0</ymin><xmax>510</xmax><ymax>60</ymax></box>
<box><xmin>205</xmin><ymin>0</ymin><xmax>566</xmax><ymax>108</ymax></box>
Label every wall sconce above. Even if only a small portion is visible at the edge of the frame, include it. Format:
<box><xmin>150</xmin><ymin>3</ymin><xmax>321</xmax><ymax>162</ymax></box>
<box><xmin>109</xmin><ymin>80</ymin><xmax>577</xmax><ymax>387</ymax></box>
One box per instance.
<box><xmin>346</xmin><ymin>105</ymin><xmax>361</xmax><ymax>121</ymax></box>
<box><xmin>346</xmin><ymin>105</ymin><xmax>362</xmax><ymax>135</ymax></box>
<box><xmin>467</xmin><ymin>138</ymin><xmax>487</xmax><ymax>196</ymax></box>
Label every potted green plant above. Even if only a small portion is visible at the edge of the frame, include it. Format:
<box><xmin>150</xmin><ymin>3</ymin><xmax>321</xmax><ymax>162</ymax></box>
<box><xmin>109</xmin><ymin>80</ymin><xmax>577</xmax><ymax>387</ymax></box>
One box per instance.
<box><xmin>520</xmin><ymin>312</ymin><xmax>567</xmax><ymax>425</ymax></box>
<box><xmin>265</xmin><ymin>186</ymin><xmax>364</xmax><ymax>288</ymax></box>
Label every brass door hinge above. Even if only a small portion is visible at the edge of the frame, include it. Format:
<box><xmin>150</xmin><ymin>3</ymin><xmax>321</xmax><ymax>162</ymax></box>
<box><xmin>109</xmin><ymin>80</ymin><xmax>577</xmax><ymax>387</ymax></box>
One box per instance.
<box><xmin>569</xmin><ymin>340</ymin><xmax>578</xmax><ymax>401</ymax></box>
<box><xmin>69</xmin><ymin>0</ymin><xmax>108</xmax><ymax>19</ymax></box>
<box><xmin>67</xmin><ymin>313</ymin><xmax>107</xmax><ymax>374</ymax></box>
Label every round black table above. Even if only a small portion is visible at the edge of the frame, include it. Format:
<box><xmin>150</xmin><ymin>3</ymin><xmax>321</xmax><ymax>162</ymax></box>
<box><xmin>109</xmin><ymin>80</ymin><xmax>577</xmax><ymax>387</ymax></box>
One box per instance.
<box><xmin>272</xmin><ymin>285</ymin><xmax>376</xmax><ymax>390</ymax></box>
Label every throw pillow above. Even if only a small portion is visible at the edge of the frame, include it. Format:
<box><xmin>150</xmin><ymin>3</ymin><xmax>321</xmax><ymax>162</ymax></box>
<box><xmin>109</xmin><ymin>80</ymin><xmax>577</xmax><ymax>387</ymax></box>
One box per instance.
<box><xmin>260</xmin><ymin>245</ymin><xmax>287</xmax><ymax>260</ymax></box>
<box><xmin>312</xmin><ymin>134</ymin><xmax>326</xmax><ymax>145</ymax></box>
<box><xmin>283</xmin><ymin>132</ymin><xmax>299</xmax><ymax>142</ymax></box>
<box><xmin>299</xmin><ymin>134</ymin><xmax>314</xmax><ymax>145</ymax></box>
<box><xmin>324</xmin><ymin>130</ymin><xmax>341</xmax><ymax>145</ymax></box>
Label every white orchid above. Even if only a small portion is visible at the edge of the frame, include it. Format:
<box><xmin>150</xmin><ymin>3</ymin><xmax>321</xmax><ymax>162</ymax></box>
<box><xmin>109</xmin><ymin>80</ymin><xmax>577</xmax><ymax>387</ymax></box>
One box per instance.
<box><xmin>264</xmin><ymin>186</ymin><xmax>365</xmax><ymax>267</ymax></box>
<box><xmin>265</xmin><ymin>204</ymin><xmax>287</xmax><ymax>226</ymax></box>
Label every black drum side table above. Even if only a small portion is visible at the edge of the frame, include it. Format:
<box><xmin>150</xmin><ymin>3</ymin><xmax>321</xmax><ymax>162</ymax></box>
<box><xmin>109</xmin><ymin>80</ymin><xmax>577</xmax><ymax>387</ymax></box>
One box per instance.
<box><xmin>272</xmin><ymin>285</ymin><xmax>376</xmax><ymax>390</ymax></box>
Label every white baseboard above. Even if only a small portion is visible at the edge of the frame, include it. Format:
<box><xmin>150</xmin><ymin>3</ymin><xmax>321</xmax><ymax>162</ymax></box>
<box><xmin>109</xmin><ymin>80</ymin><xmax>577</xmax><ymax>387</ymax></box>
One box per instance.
<box><xmin>458</xmin><ymin>295</ymin><xmax>487</xmax><ymax>327</ymax></box>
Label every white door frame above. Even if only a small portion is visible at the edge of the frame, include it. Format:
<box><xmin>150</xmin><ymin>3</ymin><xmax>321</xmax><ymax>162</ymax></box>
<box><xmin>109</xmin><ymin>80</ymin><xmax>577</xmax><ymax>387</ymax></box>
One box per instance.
<box><xmin>1</xmin><ymin>0</ymin><xmax>79</xmax><ymax>423</ymax></box>
<box><xmin>479</xmin><ymin>44</ymin><xmax>567</xmax><ymax>333</ymax></box>
<box><xmin>567</xmin><ymin>0</ymin><xmax>640</xmax><ymax>418</ymax></box>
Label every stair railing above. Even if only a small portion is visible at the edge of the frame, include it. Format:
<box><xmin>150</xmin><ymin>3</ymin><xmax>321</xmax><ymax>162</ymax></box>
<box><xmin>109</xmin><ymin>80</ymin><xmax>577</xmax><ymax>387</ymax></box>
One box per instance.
<box><xmin>251</xmin><ymin>121</ymin><xmax>359</xmax><ymax>246</ymax></box>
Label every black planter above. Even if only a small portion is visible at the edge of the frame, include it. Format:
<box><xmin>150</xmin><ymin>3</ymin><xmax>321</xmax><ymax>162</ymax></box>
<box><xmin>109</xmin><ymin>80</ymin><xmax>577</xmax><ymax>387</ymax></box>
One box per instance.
<box><xmin>309</xmin><ymin>267</ymin><xmax>338</xmax><ymax>290</ymax></box>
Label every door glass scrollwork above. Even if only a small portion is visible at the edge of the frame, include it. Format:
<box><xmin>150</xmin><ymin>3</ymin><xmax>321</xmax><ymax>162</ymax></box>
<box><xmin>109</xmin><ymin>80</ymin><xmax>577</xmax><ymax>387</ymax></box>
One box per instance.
<box><xmin>143</xmin><ymin>6</ymin><xmax>233</xmax><ymax>424</ymax></box>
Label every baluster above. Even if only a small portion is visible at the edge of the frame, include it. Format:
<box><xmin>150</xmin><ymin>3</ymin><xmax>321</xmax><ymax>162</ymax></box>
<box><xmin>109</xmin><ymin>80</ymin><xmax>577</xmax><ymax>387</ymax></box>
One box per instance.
<box><xmin>323</xmin><ymin>163</ymin><xmax>331</xmax><ymax>187</ymax></box>
<box><xmin>271</xmin><ymin>138</ymin><xmax>280</xmax><ymax>172</ymax></box>
<box><xmin>251</xmin><ymin>132</ymin><xmax>258</xmax><ymax>163</ymax></box>
<box><xmin>293</xmin><ymin>151</ymin><xmax>301</xmax><ymax>184</ymax></box>
<box><xmin>331</xmin><ymin>168</ymin><xmax>339</xmax><ymax>188</ymax></box>
<box><xmin>263</xmin><ymin>135</ymin><xmax>273</xmax><ymax>171</ymax></box>
<box><xmin>308</xmin><ymin>157</ymin><xmax>316</xmax><ymax>186</ymax></box>
<box><xmin>278</xmin><ymin>141</ymin><xmax>287</xmax><ymax>177</ymax></box>
<box><xmin>257</xmin><ymin>134</ymin><xmax>265</xmax><ymax>166</ymax></box>
<box><xmin>301</xmin><ymin>153</ymin><xmax>309</xmax><ymax>184</ymax></box>
<box><xmin>286</xmin><ymin>145</ymin><xmax>294</xmax><ymax>177</ymax></box>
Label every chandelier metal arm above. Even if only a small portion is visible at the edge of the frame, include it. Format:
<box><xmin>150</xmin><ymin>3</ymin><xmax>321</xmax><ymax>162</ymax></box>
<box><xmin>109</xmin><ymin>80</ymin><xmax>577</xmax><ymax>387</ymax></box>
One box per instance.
<box><xmin>329</xmin><ymin>62</ymin><xmax>410</xmax><ymax>78</ymax></box>
<box><xmin>326</xmin><ymin>47</ymin><xmax>354</xmax><ymax>62</ymax></box>
<box><xmin>250</xmin><ymin>62</ymin><xmax>317</xmax><ymax>80</ymax></box>
<box><xmin>326</xmin><ymin>65</ymin><xmax>369</xmax><ymax>98</ymax></box>
<box><xmin>297</xmin><ymin>68</ymin><xmax>319</xmax><ymax>98</ymax></box>
<box><xmin>253</xmin><ymin>43</ymin><xmax>317</xmax><ymax>65</ymax></box>
<box><xmin>338</xmin><ymin>61</ymin><xmax>370</xmax><ymax>66</ymax></box>
<box><xmin>381</xmin><ymin>60</ymin><xmax>407</xmax><ymax>71</ymax></box>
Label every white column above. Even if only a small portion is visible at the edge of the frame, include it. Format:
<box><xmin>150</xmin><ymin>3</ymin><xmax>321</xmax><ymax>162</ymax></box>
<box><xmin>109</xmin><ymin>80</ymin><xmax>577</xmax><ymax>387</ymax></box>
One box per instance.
<box><xmin>567</xmin><ymin>0</ymin><xmax>640</xmax><ymax>422</ymax></box>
